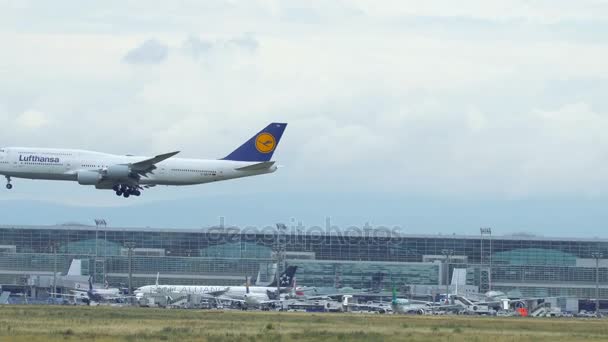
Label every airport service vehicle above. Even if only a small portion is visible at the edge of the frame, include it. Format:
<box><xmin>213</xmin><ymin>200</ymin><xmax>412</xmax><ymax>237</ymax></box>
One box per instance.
<box><xmin>0</xmin><ymin>123</ymin><xmax>287</xmax><ymax>198</ymax></box>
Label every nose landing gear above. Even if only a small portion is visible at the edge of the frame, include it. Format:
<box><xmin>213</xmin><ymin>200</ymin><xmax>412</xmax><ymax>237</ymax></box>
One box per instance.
<box><xmin>5</xmin><ymin>176</ymin><xmax>12</xmax><ymax>190</ymax></box>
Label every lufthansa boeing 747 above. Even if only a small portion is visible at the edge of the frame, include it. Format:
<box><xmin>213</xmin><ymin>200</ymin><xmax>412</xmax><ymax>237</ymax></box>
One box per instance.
<box><xmin>0</xmin><ymin>123</ymin><xmax>287</xmax><ymax>198</ymax></box>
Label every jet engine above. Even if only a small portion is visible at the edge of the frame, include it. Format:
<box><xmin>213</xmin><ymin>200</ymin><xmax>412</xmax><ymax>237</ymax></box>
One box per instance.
<box><xmin>77</xmin><ymin>170</ymin><xmax>101</xmax><ymax>185</ymax></box>
<box><xmin>266</xmin><ymin>290</ymin><xmax>280</xmax><ymax>300</ymax></box>
<box><xmin>514</xmin><ymin>301</ymin><xmax>526</xmax><ymax>309</ymax></box>
<box><xmin>105</xmin><ymin>165</ymin><xmax>131</xmax><ymax>179</ymax></box>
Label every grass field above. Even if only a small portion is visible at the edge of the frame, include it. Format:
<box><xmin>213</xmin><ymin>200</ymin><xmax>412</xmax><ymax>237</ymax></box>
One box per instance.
<box><xmin>0</xmin><ymin>306</ymin><xmax>607</xmax><ymax>342</ymax></box>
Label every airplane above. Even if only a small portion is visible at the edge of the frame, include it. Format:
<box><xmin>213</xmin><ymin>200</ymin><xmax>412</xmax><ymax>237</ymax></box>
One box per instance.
<box><xmin>134</xmin><ymin>266</ymin><xmax>298</xmax><ymax>302</ymax></box>
<box><xmin>79</xmin><ymin>276</ymin><xmax>123</xmax><ymax>304</ymax></box>
<box><xmin>468</xmin><ymin>290</ymin><xmax>564</xmax><ymax>311</ymax></box>
<box><xmin>298</xmin><ymin>286</ymin><xmax>362</xmax><ymax>299</ymax></box>
<box><xmin>390</xmin><ymin>287</ymin><xmax>436</xmax><ymax>315</ymax></box>
<box><xmin>52</xmin><ymin>276</ymin><xmax>126</xmax><ymax>305</ymax></box>
<box><xmin>237</xmin><ymin>276</ymin><xmax>283</xmax><ymax>308</ymax></box>
<box><xmin>0</xmin><ymin>122</ymin><xmax>287</xmax><ymax>197</ymax></box>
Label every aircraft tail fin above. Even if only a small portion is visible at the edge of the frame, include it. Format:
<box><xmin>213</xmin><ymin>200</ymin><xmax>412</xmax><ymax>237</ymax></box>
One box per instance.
<box><xmin>67</xmin><ymin>259</ymin><xmax>82</xmax><ymax>276</ymax></box>
<box><xmin>255</xmin><ymin>269</ymin><xmax>262</xmax><ymax>285</ymax></box>
<box><xmin>268</xmin><ymin>266</ymin><xmax>298</xmax><ymax>288</ymax></box>
<box><xmin>156</xmin><ymin>272</ymin><xmax>160</xmax><ymax>287</ymax></box>
<box><xmin>222</xmin><ymin>123</ymin><xmax>287</xmax><ymax>162</ymax></box>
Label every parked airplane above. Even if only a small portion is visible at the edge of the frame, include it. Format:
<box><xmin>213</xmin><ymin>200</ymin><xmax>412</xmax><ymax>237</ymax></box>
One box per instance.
<box><xmin>80</xmin><ymin>276</ymin><xmax>123</xmax><ymax>304</ymax></box>
<box><xmin>134</xmin><ymin>266</ymin><xmax>298</xmax><ymax>302</ymax></box>
<box><xmin>240</xmin><ymin>276</ymin><xmax>281</xmax><ymax>307</ymax></box>
<box><xmin>0</xmin><ymin>123</ymin><xmax>287</xmax><ymax>197</ymax></box>
<box><xmin>471</xmin><ymin>290</ymin><xmax>557</xmax><ymax>311</ymax></box>
<box><xmin>52</xmin><ymin>276</ymin><xmax>125</xmax><ymax>305</ymax></box>
<box><xmin>390</xmin><ymin>287</ymin><xmax>435</xmax><ymax>314</ymax></box>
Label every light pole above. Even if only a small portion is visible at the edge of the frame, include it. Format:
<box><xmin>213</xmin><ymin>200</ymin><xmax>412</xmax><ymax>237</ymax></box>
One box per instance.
<box><xmin>50</xmin><ymin>242</ymin><xmax>59</xmax><ymax>299</ymax></box>
<box><xmin>94</xmin><ymin>219</ymin><xmax>107</xmax><ymax>283</ymax></box>
<box><xmin>591</xmin><ymin>252</ymin><xmax>603</xmax><ymax>317</ymax></box>
<box><xmin>124</xmin><ymin>242</ymin><xmax>136</xmax><ymax>296</ymax></box>
<box><xmin>441</xmin><ymin>249</ymin><xmax>454</xmax><ymax>304</ymax></box>
<box><xmin>275</xmin><ymin>223</ymin><xmax>287</xmax><ymax>299</ymax></box>
<box><xmin>480</xmin><ymin>227</ymin><xmax>492</xmax><ymax>292</ymax></box>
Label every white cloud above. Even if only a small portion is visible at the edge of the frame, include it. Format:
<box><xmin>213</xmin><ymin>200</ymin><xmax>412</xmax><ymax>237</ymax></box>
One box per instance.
<box><xmin>16</xmin><ymin>110</ymin><xmax>50</xmax><ymax>129</ymax></box>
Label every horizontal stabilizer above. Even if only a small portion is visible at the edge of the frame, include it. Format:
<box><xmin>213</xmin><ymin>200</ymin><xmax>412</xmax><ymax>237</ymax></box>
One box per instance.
<box><xmin>235</xmin><ymin>161</ymin><xmax>275</xmax><ymax>171</ymax></box>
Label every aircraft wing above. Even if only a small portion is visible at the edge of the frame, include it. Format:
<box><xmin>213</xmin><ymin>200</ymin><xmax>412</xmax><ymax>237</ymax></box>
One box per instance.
<box><xmin>215</xmin><ymin>296</ymin><xmax>280</xmax><ymax>306</ymax></box>
<box><xmin>215</xmin><ymin>295</ymin><xmax>245</xmax><ymax>303</ymax></box>
<box><xmin>207</xmin><ymin>288</ymin><xmax>230</xmax><ymax>297</ymax></box>
<box><xmin>255</xmin><ymin>299</ymin><xmax>282</xmax><ymax>305</ymax></box>
<box><xmin>49</xmin><ymin>292</ymin><xmax>85</xmax><ymax>298</ymax></box>
<box><xmin>59</xmin><ymin>290</ymin><xmax>130</xmax><ymax>300</ymax></box>
<box><xmin>306</xmin><ymin>295</ymin><xmax>336</xmax><ymax>300</ymax></box>
<box><xmin>307</xmin><ymin>291</ymin><xmax>375</xmax><ymax>300</ymax></box>
<box><xmin>100</xmin><ymin>295</ymin><xmax>132</xmax><ymax>300</ymax></box>
<box><xmin>130</xmin><ymin>151</ymin><xmax>180</xmax><ymax>176</ymax></box>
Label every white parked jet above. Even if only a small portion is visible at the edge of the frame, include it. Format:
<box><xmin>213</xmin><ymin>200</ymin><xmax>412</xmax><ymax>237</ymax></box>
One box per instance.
<box><xmin>0</xmin><ymin>123</ymin><xmax>287</xmax><ymax>197</ymax></box>
<box><xmin>134</xmin><ymin>266</ymin><xmax>298</xmax><ymax>305</ymax></box>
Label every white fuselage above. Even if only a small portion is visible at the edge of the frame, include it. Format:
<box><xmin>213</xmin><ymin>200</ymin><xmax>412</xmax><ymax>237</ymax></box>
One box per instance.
<box><xmin>134</xmin><ymin>284</ymin><xmax>277</xmax><ymax>303</ymax></box>
<box><xmin>72</xmin><ymin>287</ymin><xmax>121</xmax><ymax>298</ymax></box>
<box><xmin>0</xmin><ymin>147</ymin><xmax>276</xmax><ymax>188</ymax></box>
<box><xmin>391</xmin><ymin>299</ymin><xmax>432</xmax><ymax>314</ymax></box>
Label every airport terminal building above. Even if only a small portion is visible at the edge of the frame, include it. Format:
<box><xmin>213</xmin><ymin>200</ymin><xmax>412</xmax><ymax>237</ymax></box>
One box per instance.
<box><xmin>0</xmin><ymin>223</ymin><xmax>607</xmax><ymax>302</ymax></box>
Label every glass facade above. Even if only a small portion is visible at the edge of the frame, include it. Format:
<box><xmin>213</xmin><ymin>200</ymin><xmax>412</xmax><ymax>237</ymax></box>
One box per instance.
<box><xmin>288</xmin><ymin>260</ymin><xmax>439</xmax><ymax>289</ymax></box>
<box><xmin>0</xmin><ymin>224</ymin><xmax>607</xmax><ymax>299</ymax></box>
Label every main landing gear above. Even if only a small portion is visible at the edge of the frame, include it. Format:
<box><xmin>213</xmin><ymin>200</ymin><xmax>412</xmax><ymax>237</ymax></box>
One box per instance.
<box><xmin>112</xmin><ymin>184</ymin><xmax>141</xmax><ymax>198</ymax></box>
<box><xmin>5</xmin><ymin>176</ymin><xmax>12</xmax><ymax>190</ymax></box>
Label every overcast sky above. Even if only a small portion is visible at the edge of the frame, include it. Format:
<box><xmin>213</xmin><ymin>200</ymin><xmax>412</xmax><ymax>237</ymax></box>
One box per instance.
<box><xmin>1</xmin><ymin>1</ymin><xmax>608</xmax><ymax>237</ymax></box>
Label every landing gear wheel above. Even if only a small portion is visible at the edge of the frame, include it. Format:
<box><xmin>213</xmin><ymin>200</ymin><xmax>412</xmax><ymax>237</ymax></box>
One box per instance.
<box><xmin>123</xmin><ymin>192</ymin><xmax>130</xmax><ymax>198</ymax></box>
<box><xmin>6</xmin><ymin>184</ymin><xmax>12</xmax><ymax>190</ymax></box>
<box><xmin>133</xmin><ymin>190</ymin><xmax>141</xmax><ymax>196</ymax></box>
<box><xmin>116</xmin><ymin>191</ymin><xmax>123</xmax><ymax>196</ymax></box>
